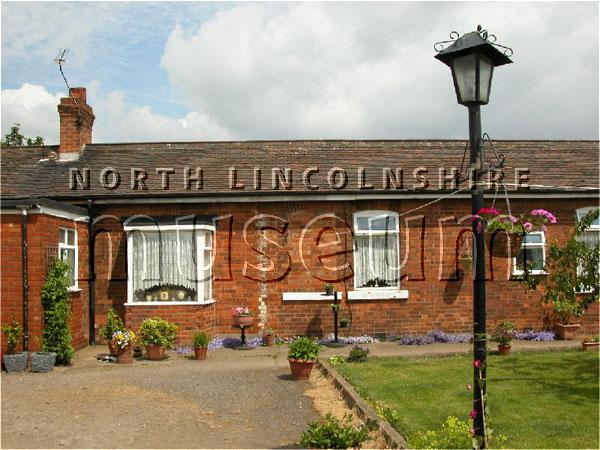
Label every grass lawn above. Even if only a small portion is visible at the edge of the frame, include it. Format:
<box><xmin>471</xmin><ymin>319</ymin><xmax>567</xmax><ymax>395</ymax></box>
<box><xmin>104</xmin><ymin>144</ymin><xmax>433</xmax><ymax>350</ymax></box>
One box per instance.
<box><xmin>336</xmin><ymin>350</ymin><xmax>599</xmax><ymax>449</ymax></box>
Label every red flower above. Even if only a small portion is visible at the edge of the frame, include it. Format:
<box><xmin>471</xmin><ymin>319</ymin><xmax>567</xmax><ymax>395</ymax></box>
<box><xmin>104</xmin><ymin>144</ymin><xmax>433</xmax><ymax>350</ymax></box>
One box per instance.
<box><xmin>473</xmin><ymin>359</ymin><xmax>481</xmax><ymax>368</ymax></box>
<box><xmin>469</xmin><ymin>409</ymin><xmax>478</xmax><ymax>419</ymax></box>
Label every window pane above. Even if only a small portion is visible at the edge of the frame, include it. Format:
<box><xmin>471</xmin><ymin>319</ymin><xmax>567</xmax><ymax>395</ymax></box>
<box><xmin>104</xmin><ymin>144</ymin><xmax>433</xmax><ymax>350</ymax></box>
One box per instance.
<box><xmin>523</xmin><ymin>233</ymin><xmax>543</xmax><ymax>244</ymax></box>
<box><xmin>59</xmin><ymin>248</ymin><xmax>76</xmax><ymax>286</ymax></box>
<box><xmin>578</xmin><ymin>230</ymin><xmax>599</xmax><ymax>249</ymax></box>
<box><xmin>354</xmin><ymin>235</ymin><xmax>399</xmax><ymax>287</ymax></box>
<box><xmin>356</xmin><ymin>215</ymin><xmax>397</xmax><ymax>231</ymax></box>
<box><xmin>205</xmin><ymin>232</ymin><xmax>213</xmax><ymax>249</ymax></box>
<box><xmin>131</xmin><ymin>230</ymin><xmax>198</xmax><ymax>302</ymax></box>
<box><xmin>516</xmin><ymin>247</ymin><xmax>544</xmax><ymax>271</ymax></box>
<box><xmin>67</xmin><ymin>230</ymin><xmax>75</xmax><ymax>246</ymax></box>
<box><xmin>60</xmin><ymin>229</ymin><xmax>67</xmax><ymax>244</ymax></box>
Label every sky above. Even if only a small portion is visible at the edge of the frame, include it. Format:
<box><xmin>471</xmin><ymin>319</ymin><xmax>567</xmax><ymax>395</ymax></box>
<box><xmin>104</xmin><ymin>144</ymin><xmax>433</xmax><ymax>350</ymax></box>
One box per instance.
<box><xmin>1</xmin><ymin>1</ymin><xmax>598</xmax><ymax>144</ymax></box>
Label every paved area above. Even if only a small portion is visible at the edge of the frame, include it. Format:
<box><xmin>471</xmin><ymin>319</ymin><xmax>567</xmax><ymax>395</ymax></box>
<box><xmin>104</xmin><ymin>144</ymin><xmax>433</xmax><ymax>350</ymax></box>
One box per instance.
<box><xmin>1</xmin><ymin>346</ymin><xmax>318</xmax><ymax>449</ymax></box>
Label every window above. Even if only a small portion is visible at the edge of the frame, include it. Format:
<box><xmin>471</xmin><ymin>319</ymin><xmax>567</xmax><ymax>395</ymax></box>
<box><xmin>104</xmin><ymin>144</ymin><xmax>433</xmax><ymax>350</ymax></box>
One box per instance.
<box><xmin>125</xmin><ymin>224</ymin><xmax>214</xmax><ymax>304</ymax></box>
<box><xmin>353</xmin><ymin>211</ymin><xmax>400</xmax><ymax>288</ymax></box>
<box><xmin>513</xmin><ymin>231</ymin><xmax>546</xmax><ymax>275</ymax></box>
<box><xmin>575</xmin><ymin>207</ymin><xmax>599</xmax><ymax>292</ymax></box>
<box><xmin>58</xmin><ymin>227</ymin><xmax>78</xmax><ymax>289</ymax></box>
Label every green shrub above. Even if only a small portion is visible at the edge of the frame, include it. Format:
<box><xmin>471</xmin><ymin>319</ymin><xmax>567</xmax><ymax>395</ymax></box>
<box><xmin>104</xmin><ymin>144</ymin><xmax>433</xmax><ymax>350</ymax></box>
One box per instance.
<box><xmin>288</xmin><ymin>336</ymin><xmax>320</xmax><ymax>361</ymax></box>
<box><xmin>139</xmin><ymin>317</ymin><xmax>177</xmax><ymax>348</ymax></box>
<box><xmin>300</xmin><ymin>413</ymin><xmax>370</xmax><ymax>449</ymax></box>
<box><xmin>41</xmin><ymin>260</ymin><xmax>74</xmax><ymax>364</ymax></box>
<box><xmin>410</xmin><ymin>416</ymin><xmax>474</xmax><ymax>449</ymax></box>
<box><xmin>99</xmin><ymin>308</ymin><xmax>124</xmax><ymax>341</ymax></box>
<box><xmin>2</xmin><ymin>317</ymin><xmax>22</xmax><ymax>354</ymax></box>
<box><xmin>192</xmin><ymin>331</ymin><xmax>210</xmax><ymax>348</ymax></box>
<box><xmin>347</xmin><ymin>345</ymin><xmax>370</xmax><ymax>362</ymax></box>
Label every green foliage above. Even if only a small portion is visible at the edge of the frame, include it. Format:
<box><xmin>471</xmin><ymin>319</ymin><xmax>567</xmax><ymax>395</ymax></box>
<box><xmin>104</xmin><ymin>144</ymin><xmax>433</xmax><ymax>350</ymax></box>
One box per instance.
<box><xmin>99</xmin><ymin>308</ymin><xmax>124</xmax><ymax>341</ymax></box>
<box><xmin>360</xmin><ymin>277</ymin><xmax>391</xmax><ymax>288</ymax></box>
<box><xmin>411</xmin><ymin>416</ymin><xmax>474</xmax><ymax>449</ymax></box>
<box><xmin>139</xmin><ymin>317</ymin><xmax>177</xmax><ymax>348</ymax></box>
<box><xmin>192</xmin><ymin>331</ymin><xmax>210</xmax><ymax>348</ymax></box>
<box><xmin>299</xmin><ymin>413</ymin><xmax>370</xmax><ymax>449</ymax></box>
<box><xmin>288</xmin><ymin>336</ymin><xmax>320</xmax><ymax>361</ymax></box>
<box><xmin>492</xmin><ymin>320</ymin><xmax>516</xmax><ymax>346</ymax></box>
<box><xmin>2</xmin><ymin>317</ymin><xmax>22</xmax><ymax>354</ymax></box>
<box><xmin>263</xmin><ymin>327</ymin><xmax>275</xmax><ymax>336</ymax></box>
<box><xmin>347</xmin><ymin>345</ymin><xmax>370</xmax><ymax>362</ymax></box>
<box><xmin>542</xmin><ymin>209</ymin><xmax>599</xmax><ymax>323</ymax></box>
<box><xmin>1</xmin><ymin>123</ymin><xmax>44</xmax><ymax>147</ymax></box>
<box><xmin>41</xmin><ymin>260</ymin><xmax>74</xmax><ymax>364</ymax></box>
<box><xmin>328</xmin><ymin>355</ymin><xmax>346</xmax><ymax>366</ymax></box>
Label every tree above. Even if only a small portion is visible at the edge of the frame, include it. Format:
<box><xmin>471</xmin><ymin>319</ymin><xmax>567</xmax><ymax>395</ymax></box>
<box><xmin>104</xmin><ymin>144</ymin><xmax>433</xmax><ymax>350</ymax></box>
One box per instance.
<box><xmin>1</xmin><ymin>123</ymin><xmax>44</xmax><ymax>147</ymax></box>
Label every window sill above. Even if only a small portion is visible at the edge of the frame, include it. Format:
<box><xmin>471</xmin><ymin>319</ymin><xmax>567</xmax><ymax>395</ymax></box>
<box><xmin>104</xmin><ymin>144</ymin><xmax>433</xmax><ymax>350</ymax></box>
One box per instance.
<box><xmin>282</xmin><ymin>292</ymin><xmax>344</xmax><ymax>301</ymax></box>
<box><xmin>348</xmin><ymin>289</ymin><xmax>409</xmax><ymax>300</ymax></box>
<box><xmin>125</xmin><ymin>300</ymin><xmax>216</xmax><ymax>306</ymax></box>
<box><xmin>512</xmin><ymin>271</ymin><xmax>547</xmax><ymax>277</ymax></box>
<box><xmin>68</xmin><ymin>287</ymin><xmax>81</xmax><ymax>293</ymax></box>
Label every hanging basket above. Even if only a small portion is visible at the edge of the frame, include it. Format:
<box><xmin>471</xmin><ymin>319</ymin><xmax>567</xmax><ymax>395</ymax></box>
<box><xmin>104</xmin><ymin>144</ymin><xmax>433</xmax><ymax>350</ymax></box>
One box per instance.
<box><xmin>486</xmin><ymin>232</ymin><xmax>524</xmax><ymax>258</ymax></box>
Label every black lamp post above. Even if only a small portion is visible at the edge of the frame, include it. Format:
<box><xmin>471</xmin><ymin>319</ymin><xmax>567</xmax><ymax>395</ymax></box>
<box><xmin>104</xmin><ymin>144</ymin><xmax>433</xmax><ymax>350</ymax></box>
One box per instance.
<box><xmin>435</xmin><ymin>26</ymin><xmax>512</xmax><ymax>444</ymax></box>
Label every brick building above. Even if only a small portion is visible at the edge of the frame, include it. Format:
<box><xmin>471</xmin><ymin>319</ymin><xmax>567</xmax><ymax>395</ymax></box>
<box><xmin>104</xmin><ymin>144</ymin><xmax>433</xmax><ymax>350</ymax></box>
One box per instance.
<box><xmin>1</xmin><ymin>87</ymin><xmax>598</xmax><ymax>354</ymax></box>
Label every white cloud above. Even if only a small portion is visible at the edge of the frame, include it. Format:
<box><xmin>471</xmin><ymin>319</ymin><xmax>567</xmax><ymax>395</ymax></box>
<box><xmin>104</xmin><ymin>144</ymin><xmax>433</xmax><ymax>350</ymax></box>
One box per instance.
<box><xmin>1</xmin><ymin>83</ymin><xmax>231</xmax><ymax>144</ymax></box>
<box><xmin>161</xmin><ymin>2</ymin><xmax>599</xmax><ymax>140</ymax></box>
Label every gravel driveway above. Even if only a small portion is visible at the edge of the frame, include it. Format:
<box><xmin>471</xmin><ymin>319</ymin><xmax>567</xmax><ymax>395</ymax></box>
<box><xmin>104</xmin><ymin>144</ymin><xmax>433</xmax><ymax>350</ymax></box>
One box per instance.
<box><xmin>1</xmin><ymin>346</ymin><xmax>319</xmax><ymax>448</ymax></box>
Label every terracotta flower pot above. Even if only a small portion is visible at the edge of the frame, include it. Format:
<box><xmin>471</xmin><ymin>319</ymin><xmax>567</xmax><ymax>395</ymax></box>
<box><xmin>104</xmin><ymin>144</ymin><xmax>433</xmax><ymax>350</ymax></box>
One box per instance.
<box><xmin>581</xmin><ymin>342</ymin><xmax>600</xmax><ymax>351</ymax></box>
<box><xmin>497</xmin><ymin>344</ymin><xmax>511</xmax><ymax>356</ymax></box>
<box><xmin>288</xmin><ymin>358</ymin><xmax>315</xmax><ymax>380</ymax></box>
<box><xmin>234</xmin><ymin>315</ymin><xmax>253</xmax><ymax>327</ymax></box>
<box><xmin>194</xmin><ymin>347</ymin><xmax>208</xmax><ymax>360</ymax></box>
<box><xmin>263</xmin><ymin>335</ymin><xmax>274</xmax><ymax>347</ymax></box>
<box><xmin>116</xmin><ymin>345</ymin><xmax>133</xmax><ymax>364</ymax></box>
<box><xmin>487</xmin><ymin>232</ymin><xmax>524</xmax><ymax>258</ymax></box>
<box><xmin>146</xmin><ymin>345</ymin><xmax>166</xmax><ymax>360</ymax></box>
<box><xmin>555</xmin><ymin>323</ymin><xmax>580</xmax><ymax>340</ymax></box>
<box><xmin>108</xmin><ymin>340</ymin><xmax>120</xmax><ymax>357</ymax></box>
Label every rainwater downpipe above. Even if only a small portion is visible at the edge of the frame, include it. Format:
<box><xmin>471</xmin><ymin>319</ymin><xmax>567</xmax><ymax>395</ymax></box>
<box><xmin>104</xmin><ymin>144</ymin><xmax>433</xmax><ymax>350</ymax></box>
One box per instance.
<box><xmin>16</xmin><ymin>204</ymin><xmax>32</xmax><ymax>352</ymax></box>
<box><xmin>87</xmin><ymin>199</ymin><xmax>95</xmax><ymax>345</ymax></box>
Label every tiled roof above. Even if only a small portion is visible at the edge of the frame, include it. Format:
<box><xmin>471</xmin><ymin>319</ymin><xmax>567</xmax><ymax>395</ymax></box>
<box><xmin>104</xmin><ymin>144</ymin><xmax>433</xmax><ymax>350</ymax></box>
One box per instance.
<box><xmin>1</xmin><ymin>140</ymin><xmax>598</xmax><ymax>200</ymax></box>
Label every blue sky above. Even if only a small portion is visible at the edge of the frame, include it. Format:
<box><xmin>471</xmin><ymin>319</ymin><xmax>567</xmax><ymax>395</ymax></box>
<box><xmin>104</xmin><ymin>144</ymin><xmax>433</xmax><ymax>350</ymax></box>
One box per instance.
<box><xmin>2</xmin><ymin>2</ymin><xmax>598</xmax><ymax>144</ymax></box>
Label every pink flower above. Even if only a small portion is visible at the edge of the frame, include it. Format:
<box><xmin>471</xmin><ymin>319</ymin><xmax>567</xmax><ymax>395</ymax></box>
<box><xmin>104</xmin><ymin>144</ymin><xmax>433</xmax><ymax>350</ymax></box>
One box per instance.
<box><xmin>473</xmin><ymin>359</ymin><xmax>481</xmax><ymax>368</ymax></box>
<box><xmin>470</xmin><ymin>428</ymin><xmax>476</xmax><ymax>436</ymax></box>
<box><xmin>469</xmin><ymin>409</ymin><xmax>478</xmax><ymax>419</ymax></box>
<box><xmin>509</xmin><ymin>215</ymin><xmax>518</xmax><ymax>223</ymax></box>
<box><xmin>466</xmin><ymin>383</ymin><xmax>472</xmax><ymax>391</ymax></box>
<box><xmin>523</xmin><ymin>222</ymin><xmax>533</xmax><ymax>231</ymax></box>
<box><xmin>478</xmin><ymin>207</ymin><xmax>500</xmax><ymax>216</ymax></box>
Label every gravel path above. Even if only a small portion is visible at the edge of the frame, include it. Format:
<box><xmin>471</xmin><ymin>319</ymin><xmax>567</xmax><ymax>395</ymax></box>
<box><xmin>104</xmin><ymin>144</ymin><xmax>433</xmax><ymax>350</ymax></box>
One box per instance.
<box><xmin>1</xmin><ymin>346</ymin><xmax>318</xmax><ymax>449</ymax></box>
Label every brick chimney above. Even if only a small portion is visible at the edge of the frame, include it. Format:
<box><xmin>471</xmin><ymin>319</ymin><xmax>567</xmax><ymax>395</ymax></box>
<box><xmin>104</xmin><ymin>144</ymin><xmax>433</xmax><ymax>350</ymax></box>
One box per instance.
<box><xmin>57</xmin><ymin>87</ymin><xmax>95</xmax><ymax>156</ymax></box>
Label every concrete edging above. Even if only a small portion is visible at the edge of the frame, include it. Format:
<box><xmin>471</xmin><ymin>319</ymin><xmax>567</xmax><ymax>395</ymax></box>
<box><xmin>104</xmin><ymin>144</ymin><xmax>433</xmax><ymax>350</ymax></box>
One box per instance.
<box><xmin>316</xmin><ymin>360</ymin><xmax>408</xmax><ymax>449</ymax></box>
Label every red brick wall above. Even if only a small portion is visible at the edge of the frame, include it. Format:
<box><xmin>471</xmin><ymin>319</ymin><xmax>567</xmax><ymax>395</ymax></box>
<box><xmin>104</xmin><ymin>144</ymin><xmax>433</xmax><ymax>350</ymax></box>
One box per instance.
<box><xmin>1</xmin><ymin>212</ymin><xmax>89</xmax><ymax>358</ymax></box>
<box><xmin>90</xmin><ymin>198</ymin><xmax>599</xmax><ymax>342</ymax></box>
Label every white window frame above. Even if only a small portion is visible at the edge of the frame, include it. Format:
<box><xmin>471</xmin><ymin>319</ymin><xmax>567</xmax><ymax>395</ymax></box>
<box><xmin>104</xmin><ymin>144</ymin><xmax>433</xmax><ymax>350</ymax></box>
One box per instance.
<box><xmin>512</xmin><ymin>231</ymin><xmax>546</xmax><ymax>276</ymax></box>
<box><xmin>575</xmin><ymin>207</ymin><xmax>599</xmax><ymax>293</ymax></box>
<box><xmin>124</xmin><ymin>223</ymin><xmax>215</xmax><ymax>305</ymax></box>
<box><xmin>353</xmin><ymin>210</ymin><xmax>401</xmax><ymax>289</ymax></box>
<box><xmin>58</xmin><ymin>227</ymin><xmax>78</xmax><ymax>290</ymax></box>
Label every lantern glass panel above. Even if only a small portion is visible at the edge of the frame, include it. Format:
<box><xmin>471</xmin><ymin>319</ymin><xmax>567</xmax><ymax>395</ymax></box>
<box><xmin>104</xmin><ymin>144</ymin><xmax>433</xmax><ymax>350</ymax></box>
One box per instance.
<box><xmin>478</xmin><ymin>54</ymin><xmax>494</xmax><ymax>104</ymax></box>
<box><xmin>452</xmin><ymin>53</ymin><xmax>477</xmax><ymax>104</ymax></box>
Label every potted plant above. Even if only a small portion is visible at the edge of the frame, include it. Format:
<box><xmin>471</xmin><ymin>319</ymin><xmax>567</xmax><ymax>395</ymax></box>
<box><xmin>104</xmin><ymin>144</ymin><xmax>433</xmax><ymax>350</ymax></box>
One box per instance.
<box><xmin>581</xmin><ymin>335</ymin><xmax>600</xmax><ymax>351</ymax></box>
<box><xmin>192</xmin><ymin>331</ymin><xmax>210</xmax><ymax>360</ymax></box>
<box><xmin>288</xmin><ymin>336</ymin><xmax>321</xmax><ymax>380</ymax></box>
<box><xmin>111</xmin><ymin>329</ymin><xmax>136</xmax><ymax>364</ymax></box>
<box><xmin>540</xmin><ymin>209</ymin><xmax>599</xmax><ymax>340</ymax></box>
<box><xmin>474</xmin><ymin>207</ymin><xmax>556</xmax><ymax>257</ymax></box>
<box><xmin>231</xmin><ymin>306</ymin><xmax>254</xmax><ymax>327</ymax></box>
<box><xmin>339</xmin><ymin>318</ymin><xmax>349</xmax><ymax>329</ymax></box>
<box><xmin>263</xmin><ymin>328</ymin><xmax>275</xmax><ymax>347</ymax></box>
<box><xmin>139</xmin><ymin>317</ymin><xmax>177</xmax><ymax>360</ymax></box>
<box><xmin>99</xmin><ymin>308</ymin><xmax>125</xmax><ymax>356</ymax></box>
<box><xmin>347</xmin><ymin>345</ymin><xmax>369</xmax><ymax>362</ymax></box>
<box><xmin>2</xmin><ymin>318</ymin><xmax>28</xmax><ymax>372</ymax></box>
<box><xmin>493</xmin><ymin>320</ymin><xmax>515</xmax><ymax>355</ymax></box>
<box><xmin>324</xmin><ymin>284</ymin><xmax>334</xmax><ymax>296</ymax></box>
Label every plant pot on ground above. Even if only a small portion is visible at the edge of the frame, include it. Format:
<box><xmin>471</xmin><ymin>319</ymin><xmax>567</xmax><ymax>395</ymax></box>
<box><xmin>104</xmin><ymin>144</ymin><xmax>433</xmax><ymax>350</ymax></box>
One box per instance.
<box><xmin>288</xmin><ymin>337</ymin><xmax>321</xmax><ymax>381</ymax></box>
<box><xmin>192</xmin><ymin>331</ymin><xmax>210</xmax><ymax>360</ymax></box>
<box><xmin>139</xmin><ymin>317</ymin><xmax>177</xmax><ymax>361</ymax></box>
<box><xmin>554</xmin><ymin>323</ymin><xmax>581</xmax><ymax>340</ymax></box>
<box><xmin>581</xmin><ymin>336</ymin><xmax>600</xmax><ymax>351</ymax></box>
<box><xmin>2</xmin><ymin>318</ymin><xmax>28</xmax><ymax>372</ymax></box>
<box><xmin>100</xmin><ymin>308</ymin><xmax>125</xmax><ymax>356</ymax></box>
<box><xmin>263</xmin><ymin>328</ymin><xmax>275</xmax><ymax>346</ymax></box>
<box><xmin>493</xmin><ymin>320</ymin><xmax>515</xmax><ymax>356</ymax></box>
<box><xmin>112</xmin><ymin>329</ymin><xmax>136</xmax><ymax>364</ymax></box>
<box><xmin>31</xmin><ymin>352</ymin><xmax>57</xmax><ymax>372</ymax></box>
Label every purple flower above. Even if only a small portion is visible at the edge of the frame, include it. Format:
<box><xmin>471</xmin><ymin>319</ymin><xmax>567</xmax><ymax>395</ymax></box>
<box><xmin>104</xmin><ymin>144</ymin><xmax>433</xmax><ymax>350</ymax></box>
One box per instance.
<box><xmin>524</xmin><ymin>222</ymin><xmax>533</xmax><ymax>231</ymax></box>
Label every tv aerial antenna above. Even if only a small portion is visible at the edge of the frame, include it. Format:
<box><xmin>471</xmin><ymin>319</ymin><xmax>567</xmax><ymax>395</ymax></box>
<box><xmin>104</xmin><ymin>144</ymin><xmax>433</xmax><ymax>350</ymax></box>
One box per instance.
<box><xmin>54</xmin><ymin>48</ymin><xmax>77</xmax><ymax>104</ymax></box>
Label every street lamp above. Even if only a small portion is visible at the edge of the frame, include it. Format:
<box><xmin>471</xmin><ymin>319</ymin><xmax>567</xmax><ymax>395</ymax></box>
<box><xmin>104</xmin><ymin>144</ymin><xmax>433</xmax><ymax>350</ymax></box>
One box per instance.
<box><xmin>434</xmin><ymin>26</ymin><xmax>512</xmax><ymax>446</ymax></box>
